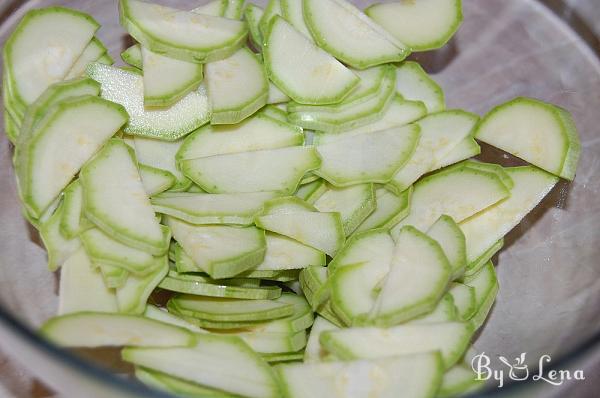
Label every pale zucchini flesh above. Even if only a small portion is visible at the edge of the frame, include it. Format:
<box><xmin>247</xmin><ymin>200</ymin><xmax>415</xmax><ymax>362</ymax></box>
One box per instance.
<box><xmin>260</xmin><ymin>0</ymin><xmax>283</xmax><ymax>37</ymax></box>
<box><xmin>434</xmin><ymin>137</ymin><xmax>481</xmax><ymax>170</ymax></box>
<box><xmin>192</xmin><ymin>0</ymin><xmax>227</xmax><ymax>16</ymax></box>
<box><xmin>121</xmin><ymin>44</ymin><xmax>143</xmax><ymax>69</ymax></box>
<box><xmin>65</xmin><ymin>37</ymin><xmax>108</xmax><ymax>79</ymax></box>
<box><xmin>98</xmin><ymin>263</ymin><xmax>130</xmax><ymax>289</ymax></box>
<box><xmin>395</xmin><ymin>61</ymin><xmax>445</xmax><ymax>113</ymax></box>
<box><xmin>314</xmin><ymin>183</ymin><xmax>376</xmax><ymax>236</ymax></box>
<box><xmin>159</xmin><ymin>275</ymin><xmax>281</xmax><ymax>300</ymax></box>
<box><xmin>408</xmin><ymin>293</ymin><xmax>458</xmax><ymax>324</ymax></box>
<box><xmin>60</xmin><ymin>180</ymin><xmax>93</xmax><ymax>239</ymax></box>
<box><xmin>134</xmin><ymin>367</ymin><xmax>234</xmax><ymax>398</ymax></box>
<box><xmin>463</xmin><ymin>261</ymin><xmax>499</xmax><ymax>330</ymax></box>
<box><xmin>295</xmin><ymin>179</ymin><xmax>327</xmax><ymax>204</ymax></box>
<box><xmin>280</xmin><ymin>0</ymin><xmax>313</xmax><ymax>40</ymax></box>
<box><xmin>303</xmin><ymin>316</ymin><xmax>339</xmax><ymax>363</ymax></box>
<box><xmin>40</xmin><ymin>203</ymin><xmax>82</xmax><ymax>272</ymax></box>
<box><xmin>427</xmin><ymin>215</ymin><xmax>467</xmax><ymax>279</ymax></box>
<box><xmin>448</xmin><ymin>283</ymin><xmax>477</xmax><ymax>321</ymax></box>
<box><xmin>254</xmin><ymin>232</ymin><xmax>327</xmax><ymax>271</ymax></box>
<box><xmin>355</xmin><ymin>186</ymin><xmax>411</xmax><ymax>233</ymax></box>
<box><xmin>116</xmin><ymin>258</ymin><xmax>169</xmax><ymax>314</ymax></box>
<box><xmin>139</xmin><ymin>164</ymin><xmax>176</xmax><ymax>196</ymax></box>
<box><xmin>245</xmin><ymin>4</ymin><xmax>266</xmax><ymax>49</ymax></box>
<box><xmin>438</xmin><ymin>364</ymin><xmax>485</xmax><ymax>397</ymax></box>
<box><xmin>133</xmin><ymin>135</ymin><xmax>189</xmax><ymax>189</ymax></box>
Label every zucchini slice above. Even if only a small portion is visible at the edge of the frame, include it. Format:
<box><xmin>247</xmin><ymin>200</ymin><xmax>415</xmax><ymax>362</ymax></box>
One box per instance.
<box><xmin>144</xmin><ymin>305</ymin><xmax>207</xmax><ymax>334</ymax></box>
<box><xmin>139</xmin><ymin>164</ymin><xmax>176</xmax><ymax>196</ymax></box>
<box><xmin>135</xmin><ymin>367</ymin><xmax>233</xmax><ymax>398</ymax></box>
<box><xmin>295</xmin><ymin>179</ymin><xmax>327</xmax><ymax>204</ymax></box>
<box><xmin>447</xmin><ymin>283</ymin><xmax>477</xmax><ymax>321</ymax></box>
<box><xmin>462</xmin><ymin>160</ymin><xmax>514</xmax><ymax>190</ymax></box>
<box><xmin>255</xmin><ymin>211</ymin><xmax>345</xmax><ymax>257</ymax></box>
<box><xmin>392</xmin><ymin>166</ymin><xmax>511</xmax><ymax>234</ymax></box>
<box><xmin>314</xmin><ymin>97</ymin><xmax>426</xmax><ymax>144</ymax></box>
<box><xmin>409</xmin><ymin>293</ymin><xmax>458</xmax><ymax>324</ymax></box>
<box><xmin>141</xmin><ymin>47</ymin><xmax>204</xmax><ymax>107</ymax></box>
<box><xmin>177</xmin><ymin>110</ymin><xmax>302</xmax><ymax>161</ymax></box>
<box><xmin>304</xmin><ymin>316</ymin><xmax>339</xmax><ymax>363</ymax></box>
<box><xmin>427</xmin><ymin>215</ymin><xmax>467</xmax><ymax>280</ymax></box>
<box><xmin>255</xmin><ymin>232</ymin><xmax>326</xmax><ymax>271</ymax></box>
<box><xmin>260</xmin><ymin>0</ymin><xmax>283</xmax><ymax>37</ymax></box>
<box><xmin>369</xmin><ymin>226</ymin><xmax>451</xmax><ymax>326</ymax></box>
<box><xmin>3</xmin><ymin>111</ymin><xmax>19</xmax><ymax>144</ymax></box>
<box><xmin>86</xmin><ymin>63</ymin><xmax>211</xmax><ymax>140</ymax></box>
<box><xmin>245</xmin><ymin>4</ymin><xmax>265</xmax><ymax>49</ymax></box>
<box><xmin>268</xmin><ymin>81</ymin><xmax>290</xmax><ymax>104</ymax></box>
<box><xmin>41</xmin><ymin>312</ymin><xmax>194</xmax><ymax>348</ymax></box>
<box><xmin>277</xmin><ymin>353</ymin><xmax>443</xmax><ymax>398</ymax></box>
<box><xmin>159</xmin><ymin>275</ymin><xmax>281</xmax><ymax>300</ymax></box>
<box><xmin>216</xmin><ymin>330</ymin><xmax>307</xmax><ymax>354</ymax></box>
<box><xmin>152</xmin><ymin>192</ymin><xmax>278</xmax><ymax>226</ymax></box>
<box><xmin>224</xmin><ymin>0</ymin><xmax>246</xmax><ymax>19</ymax></box>
<box><xmin>434</xmin><ymin>137</ymin><xmax>480</xmax><ymax>170</ymax></box>
<box><xmin>192</xmin><ymin>0</ymin><xmax>227</xmax><ymax>16</ymax></box>
<box><xmin>122</xmin><ymin>335</ymin><xmax>281</xmax><ymax>398</ymax></box>
<box><xmin>239</xmin><ymin>269</ymin><xmax>301</xmax><ymax>282</ymax></box>
<box><xmin>329</xmin><ymin>230</ymin><xmax>395</xmax><ymax>325</ymax></box>
<box><xmin>181</xmin><ymin>146</ymin><xmax>320</xmax><ymax>194</ymax></box>
<box><xmin>260</xmin><ymin>104</ymin><xmax>289</xmax><ymax>122</ymax></box>
<box><xmin>121</xmin><ymin>44</ymin><xmax>143</xmax><ymax>69</ymax></box>
<box><xmin>475</xmin><ymin>97</ymin><xmax>581</xmax><ymax>180</ymax></box>
<box><xmin>320</xmin><ymin>321</ymin><xmax>474</xmax><ymax>369</ymax></box>
<box><xmin>463</xmin><ymin>261</ymin><xmax>499</xmax><ymax>331</ymax></box>
<box><xmin>288</xmin><ymin>65</ymin><xmax>396</xmax><ymax>133</ymax></box>
<box><xmin>314</xmin><ymin>184</ymin><xmax>376</xmax><ymax>236</ymax></box>
<box><xmin>438</xmin><ymin>364</ymin><xmax>485</xmax><ymax>398</ymax></box>
<box><xmin>365</xmin><ymin>0</ymin><xmax>463</xmax><ymax>51</ymax></box>
<box><xmin>98</xmin><ymin>263</ymin><xmax>129</xmax><ymax>289</ymax></box>
<box><xmin>16</xmin><ymin>96</ymin><xmax>127</xmax><ymax>218</ymax></box>
<box><xmin>81</xmin><ymin>139</ymin><xmax>168</xmax><ymax>255</ymax></box>
<box><xmin>167</xmin><ymin>216</ymin><xmax>266</xmax><ymax>278</ymax></box>
<box><xmin>97</xmin><ymin>53</ymin><xmax>114</xmax><ymax>65</ymax></box>
<box><xmin>58</xmin><ymin>248</ymin><xmax>118</xmax><ymax>315</ymax></box>
<box><xmin>355</xmin><ymin>186</ymin><xmax>411</xmax><ymax>233</ymax></box>
<box><xmin>263</xmin><ymin>351</ymin><xmax>304</xmax><ymax>364</ymax></box>
<box><xmin>40</xmin><ymin>203</ymin><xmax>82</xmax><ymax>272</ymax></box>
<box><xmin>169</xmin><ymin>295</ymin><xmax>295</xmax><ymax>322</ymax></box>
<box><xmin>388</xmin><ymin>110</ymin><xmax>479</xmax><ymax>193</ymax></box>
<box><xmin>206</xmin><ymin>47</ymin><xmax>269</xmax><ymax>124</ymax></box>
<box><xmin>395</xmin><ymin>61</ymin><xmax>445</xmax><ymax>113</ymax></box>
<box><xmin>264</xmin><ymin>16</ymin><xmax>359</xmax><ymax>105</ymax></box>
<box><xmin>81</xmin><ymin>228</ymin><xmax>162</xmax><ymax>275</ymax></box>
<box><xmin>60</xmin><ymin>180</ymin><xmax>93</xmax><ymax>239</ymax></box>
<box><xmin>133</xmin><ymin>135</ymin><xmax>189</xmax><ymax>190</ymax></box>
<box><xmin>260</xmin><ymin>196</ymin><xmax>318</xmax><ymax>215</ymax></box>
<box><xmin>116</xmin><ymin>257</ymin><xmax>169</xmax><ymax>314</ymax></box>
<box><xmin>463</xmin><ymin>239</ymin><xmax>503</xmax><ymax>277</ymax></box>
<box><xmin>315</xmin><ymin>124</ymin><xmax>420</xmax><ymax>186</ymax></box>
<box><xmin>65</xmin><ymin>37</ymin><xmax>108</xmax><ymax>79</ymax></box>
<box><xmin>280</xmin><ymin>0</ymin><xmax>313</xmax><ymax>40</ymax></box>
<box><xmin>459</xmin><ymin>166</ymin><xmax>558</xmax><ymax>264</ymax></box>
<box><xmin>303</xmin><ymin>0</ymin><xmax>409</xmax><ymax>69</ymax></box>
<box><xmin>3</xmin><ymin>7</ymin><xmax>99</xmax><ymax>106</ymax></box>
<box><xmin>120</xmin><ymin>0</ymin><xmax>248</xmax><ymax>63</ymax></box>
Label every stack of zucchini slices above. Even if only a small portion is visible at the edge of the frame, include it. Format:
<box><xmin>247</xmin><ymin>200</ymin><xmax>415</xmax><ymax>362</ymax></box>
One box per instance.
<box><xmin>2</xmin><ymin>0</ymin><xmax>581</xmax><ymax>398</ymax></box>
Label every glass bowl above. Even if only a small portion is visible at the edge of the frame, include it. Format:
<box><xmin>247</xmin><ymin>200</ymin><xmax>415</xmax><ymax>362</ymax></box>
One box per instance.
<box><xmin>0</xmin><ymin>0</ymin><xmax>599</xmax><ymax>397</ymax></box>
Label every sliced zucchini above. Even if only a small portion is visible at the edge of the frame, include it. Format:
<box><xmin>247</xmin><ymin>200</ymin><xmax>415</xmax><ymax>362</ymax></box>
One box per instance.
<box><xmin>81</xmin><ymin>228</ymin><xmax>161</xmax><ymax>275</ymax></box>
<box><xmin>97</xmin><ymin>53</ymin><xmax>114</xmax><ymax>65</ymax></box>
<box><xmin>392</xmin><ymin>166</ymin><xmax>511</xmax><ymax>234</ymax></box>
<box><xmin>144</xmin><ymin>305</ymin><xmax>207</xmax><ymax>334</ymax></box>
<box><xmin>224</xmin><ymin>0</ymin><xmax>245</xmax><ymax>19</ymax></box>
<box><xmin>116</xmin><ymin>257</ymin><xmax>169</xmax><ymax>314</ymax></box>
<box><xmin>167</xmin><ymin>216</ymin><xmax>266</xmax><ymax>278</ymax></box>
<box><xmin>288</xmin><ymin>65</ymin><xmax>396</xmax><ymax>133</ymax></box>
<box><xmin>134</xmin><ymin>367</ymin><xmax>233</xmax><ymax>398</ymax></box>
<box><xmin>120</xmin><ymin>0</ymin><xmax>248</xmax><ymax>63</ymax></box>
<box><xmin>315</xmin><ymin>124</ymin><xmax>420</xmax><ymax>186</ymax></box>
<box><xmin>65</xmin><ymin>37</ymin><xmax>108</xmax><ymax>79</ymax></box>
<box><xmin>86</xmin><ymin>63</ymin><xmax>211</xmax><ymax>140</ymax></box>
<box><xmin>245</xmin><ymin>4</ymin><xmax>265</xmax><ymax>49</ymax></box>
<box><xmin>40</xmin><ymin>203</ymin><xmax>82</xmax><ymax>272</ymax></box>
<box><xmin>321</xmin><ymin>321</ymin><xmax>473</xmax><ymax>369</ymax></box>
<box><xmin>3</xmin><ymin>110</ymin><xmax>19</xmax><ymax>143</ymax></box>
<box><xmin>462</xmin><ymin>160</ymin><xmax>514</xmax><ymax>190</ymax></box>
<box><xmin>314</xmin><ymin>184</ymin><xmax>376</xmax><ymax>236</ymax></box>
<box><xmin>370</xmin><ymin>226</ymin><xmax>451</xmax><ymax>326</ymax></box>
<box><xmin>41</xmin><ymin>312</ymin><xmax>194</xmax><ymax>347</ymax></box>
<box><xmin>268</xmin><ymin>82</ymin><xmax>290</xmax><ymax>104</ymax></box>
<box><xmin>355</xmin><ymin>186</ymin><xmax>411</xmax><ymax>233</ymax></box>
<box><xmin>192</xmin><ymin>0</ymin><xmax>227</xmax><ymax>16</ymax></box>
<box><xmin>365</xmin><ymin>0</ymin><xmax>463</xmax><ymax>51</ymax></box>
<box><xmin>459</xmin><ymin>166</ymin><xmax>558</xmax><ymax>264</ymax></box>
<box><xmin>121</xmin><ymin>44</ymin><xmax>142</xmax><ymax>69</ymax></box>
<box><xmin>303</xmin><ymin>0</ymin><xmax>409</xmax><ymax>69</ymax></box>
<box><xmin>139</xmin><ymin>164</ymin><xmax>176</xmax><ymax>196</ymax></box>
<box><xmin>463</xmin><ymin>261</ymin><xmax>499</xmax><ymax>330</ymax></box>
<box><xmin>81</xmin><ymin>140</ymin><xmax>168</xmax><ymax>255</ymax></box>
<box><xmin>169</xmin><ymin>295</ymin><xmax>295</xmax><ymax>322</ymax></box>
<box><xmin>159</xmin><ymin>275</ymin><xmax>281</xmax><ymax>300</ymax></box>
<box><xmin>409</xmin><ymin>293</ymin><xmax>457</xmax><ymax>324</ymax></box>
<box><xmin>97</xmin><ymin>261</ymin><xmax>129</xmax><ymax>289</ymax></box>
<box><xmin>216</xmin><ymin>330</ymin><xmax>307</xmax><ymax>354</ymax></box>
<box><xmin>141</xmin><ymin>47</ymin><xmax>204</xmax><ymax>107</ymax></box>
<box><xmin>123</xmin><ymin>336</ymin><xmax>281</xmax><ymax>398</ymax></box>
<box><xmin>260</xmin><ymin>0</ymin><xmax>283</xmax><ymax>37</ymax></box>
<box><xmin>3</xmin><ymin>7</ymin><xmax>99</xmax><ymax>106</ymax></box>
<box><xmin>16</xmin><ymin>96</ymin><xmax>127</xmax><ymax>218</ymax></box>
<box><xmin>206</xmin><ymin>47</ymin><xmax>268</xmax><ymax>124</ymax></box>
<box><xmin>329</xmin><ymin>230</ymin><xmax>394</xmax><ymax>325</ymax></box>
<box><xmin>177</xmin><ymin>112</ymin><xmax>303</xmax><ymax>161</ymax></box>
<box><xmin>263</xmin><ymin>16</ymin><xmax>359</xmax><ymax>105</ymax></box>
<box><xmin>447</xmin><ymin>283</ymin><xmax>477</xmax><ymax>321</ymax></box>
<box><xmin>463</xmin><ymin>239</ymin><xmax>503</xmax><ymax>277</ymax></box>
<box><xmin>304</xmin><ymin>316</ymin><xmax>339</xmax><ymax>363</ymax></box>
<box><xmin>388</xmin><ymin>110</ymin><xmax>479</xmax><ymax>193</ymax></box>
<box><xmin>133</xmin><ymin>135</ymin><xmax>189</xmax><ymax>191</ymax></box>
<box><xmin>59</xmin><ymin>181</ymin><xmax>92</xmax><ymax>239</ymax></box>
<box><xmin>427</xmin><ymin>215</ymin><xmax>467</xmax><ymax>279</ymax></box>
<box><xmin>295</xmin><ymin>179</ymin><xmax>327</xmax><ymax>204</ymax></box>
<box><xmin>475</xmin><ymin>97</ymin><xmax>581</xmax><ymax>180</ymax></box>
<box><xmin>262</xmin><ymin>351</ymin><xmax>304</xmax><ymax>364</ymax></box>
<box><xmin>181</xmin><ymin>146</ymin><xmax>320</xmax><ymax>194</ymax></box>
<box><xmin>277</xmin><ymin>352</ymin><xmax>443</xmax><ymax>398</ymax></box>
<box><xmin>254</xmin><ymin>232</ymin><xmax>326</xmax><ymax>271</ymax></box>
<box><xmin>260</xmin><ymin>196</ymin><xmax>318</xmax><ymax>215</ymax></box>
<box><xmin>280</xmin><ymin>0</ymin><xmax>313</xmax><ymax>39</ymax></box>
<box><xmin>239</xmin><ymin>269</ymin><xmax>301</xmax><ymax>282</ymax></box>
<box><xmin>395</xmin><ymin>61</ymin><xmax>445</xmax><ymax>113</ymax></box>
<box><xmin>438</xmin><ymin>364</ymin><xmax>485</xmax><ymax>398</ymax></box>
<box><xmin>261</xmin><ymin>104</ymin><xmax>289</xmax><ymax>122</ymax></box>
<box><xmin>434</xmin><ymin>137</ymin><xmax>480</xmax><ymax>170</ymax></box>
<box><xmin>255</xmin><ymin>210</ymin><xmax>345</xmax><ymax>257</ymax></box>
<box><xmin>58</xmin><ymin>248</ymin><xmax>118</xmax><ymax>315</ymax></box>
<box><xmin>314</xmin><ymin>97</ymin><xmax>426</xmax><ymax>144</ymax></box>
<box><xmin>152</xmin><ymin>192</ymin><xmax>278</xmax><ymax>226</ymax></box>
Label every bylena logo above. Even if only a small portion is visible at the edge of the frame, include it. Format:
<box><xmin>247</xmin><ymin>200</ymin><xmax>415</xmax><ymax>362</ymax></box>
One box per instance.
<box><xmin>471</xmin><ymin>352</ymin><xmax>585</xmax><ymax>388</ymax></box>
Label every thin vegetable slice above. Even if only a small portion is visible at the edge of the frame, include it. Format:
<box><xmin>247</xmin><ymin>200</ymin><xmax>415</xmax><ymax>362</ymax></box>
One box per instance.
<box><xmin>98</xmin><ymin>263</ymin><xmax>129</xmax><ymax>289</ymax></box>
<box><xmin>434</xmin><ymin>137</ymin><xmax>480</xmax><ymax>170</ymax></box>
<box><xmin>355</xmin><ymin>186</ymin><xmax>411</xmax><ymax>233</ymax></box>
<box><xmin>438</xmin><ymin>364</ymin><xmax>485</xmax><ymax>398</ymax></box>
<box><xmin>116</xmin><ymin>258</ymin><xmax>169</xmax><ymax>314</ymax></box>
<box><xmin>395</xmin><ymin>61</ymin><xmax>445</xmax><ymax>113</ymax></box>
<box><xmin>40</xmin><ymin>203</ymin><xmax>82</xmax><ymax>272</ymax></box>
<box><xmin>448</xmin><ymin>283</ymin><xmax>477</xmax><ymax>321</ymax></box>
<box><xmin>216</xmin><ymin>330</ymin><xmax>307</xmax><ymax>354</ymax></box>
<box><xmin>245</xmin><ymin>4</ymin><xmax>265</xmax><ymax>48</ymax></box>
<box><xmin>192</xmin><ymin>0</ymin><xmax>227</xmax><ymax>16</ymax></box>
<box><xmin>304</xmin><ymin>316</ymin><xmax>339</xmax><ymax>363</ymax></box>
<box><xmin>121</xmin><ymin>44</ymin><xmax>142</xmax><ymax>69</ymax></box>
<box><xmin>264</xmin><ymin>16</ymin><xmax>359</xmax><ymax>105</ymax></box>
<box><xmin>463</xmin><ymin>261</ymin><xmax>499</xmax><ymax>330</ymax></box>
<box><xmin>224</xmin><ymin>0</ymin><xmax>245</xmax><ymax>19</ymax></box>
<box><xmin>159</xmin><ymin>275</ymin><xmax>281</xmax><ymax>300</ymax></box>
<box><xmin>314</xmin><ymin>184</ymin><xmax>376</xmax><ymax>236</ymax></box>
<box><xmin>65</xmin><ymin>37</ymin><xmax>108</xmax><ymax>79</ymax></box>
<box><xmin>463</xmin><ymin>239</ymin><xmax>503</xmax><ymax>277</ymax></box>
<box><xmin>427</xmin><ymin>215</ymin><xmax>467</xmax><ymax>279</ymax></box>
<box><xmin>134</xmin><ymin>367</ymin><xmax>234</xmax><ymax>398</ymax></box>
<box><xmin>60</xmin><ymin>180</ymin><xmax>93</xmax><ymax>239</ymax></box>
<box><xmin>139</xmin><ymin>164</ymin><xmax>176</xmax><ymax>196</ymax></box>
<box><xmin>260</xmin><ymin>0</ymin><xmax>283</xmax><ymax>37</ymax></box>
<box><xmin>254</xmin><ymin>232</ymin><xmax>327</xmax><ymax>271</ymax></box>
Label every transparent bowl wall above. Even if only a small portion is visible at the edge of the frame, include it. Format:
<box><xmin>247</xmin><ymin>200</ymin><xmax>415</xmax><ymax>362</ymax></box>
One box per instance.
<box><xmin>0</xmin><ymin>0</ymin><xmax>599</xmax><ymax>397</ymax></box>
